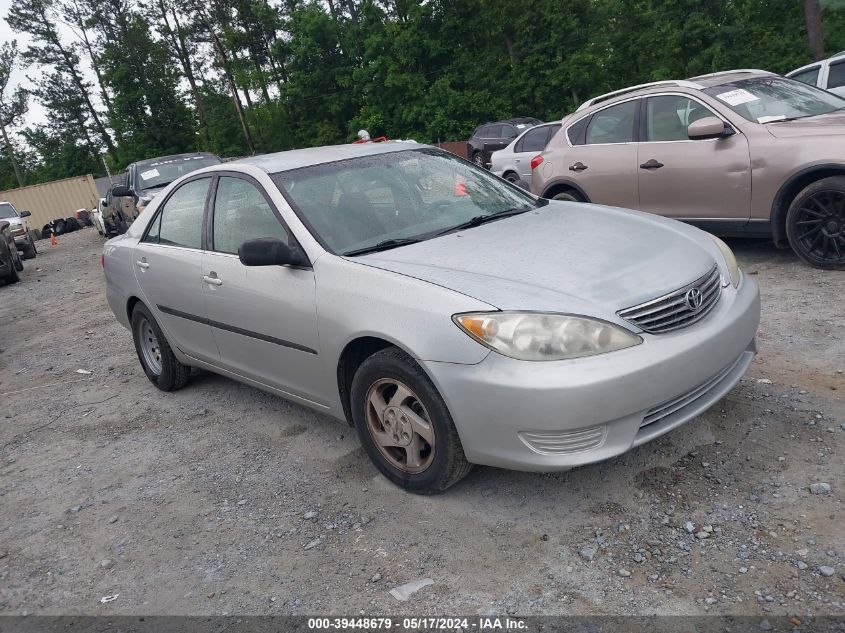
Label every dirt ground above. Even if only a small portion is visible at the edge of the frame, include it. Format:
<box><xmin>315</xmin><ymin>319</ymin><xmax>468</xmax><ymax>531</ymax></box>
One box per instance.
<box><xmin>0</xmin><ymin>227</ymin><xmax>843</xmax><ymax>617</ymax></box>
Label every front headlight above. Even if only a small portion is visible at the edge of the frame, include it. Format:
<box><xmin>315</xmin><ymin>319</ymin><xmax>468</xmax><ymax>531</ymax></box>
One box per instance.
<box><xmin>711</xmin><ymin>235</ymin><xmax>740</xmax><ymax>288</ymax></box>
<box><xmin>453</xmin><ymin>312</ymin><xmax>642</xmax><ymax>361</ymax></box>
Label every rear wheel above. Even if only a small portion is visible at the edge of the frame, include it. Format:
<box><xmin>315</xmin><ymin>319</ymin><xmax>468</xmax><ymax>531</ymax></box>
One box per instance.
<box><xmin>551</xmin><ymin>189</ymin><xmax>583</xmax><ymax>202</ymax></box>
<box><xmin>504</xmin><ymin>172</ymin><xmax>519</xmax><ymax>183</ymax></box>
<box><xmin>786</xmin><ymin>176</ymin><xmax>845</xmax><ymax>269</ymax></box>
<box><xmin>131</xmin><ymin>303</ymin><xmax>190</xmax><ymax>391</ymax></box>
<box><xmin>350</xmin><ymin>347</ymin><xmax>472</xmax><ymax>494</ymax></box>
<box><xmin>472</xmin><ymin>152</ymin><xmax>485</xmax><ymax>169</ymax></box>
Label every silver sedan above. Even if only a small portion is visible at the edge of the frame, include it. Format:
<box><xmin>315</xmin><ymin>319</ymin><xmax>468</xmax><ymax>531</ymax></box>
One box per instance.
<box><xmin>103</xmin><ymin>142</ymin><xmax>760</xmax><ymax>493</ymax></box>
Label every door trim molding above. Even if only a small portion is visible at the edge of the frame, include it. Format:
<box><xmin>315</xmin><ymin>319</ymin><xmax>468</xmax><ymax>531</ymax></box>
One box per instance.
<box><xmin>157</xmin><ymin>304</ymin><xmax>319</xmax><ymax>355</ymax></box>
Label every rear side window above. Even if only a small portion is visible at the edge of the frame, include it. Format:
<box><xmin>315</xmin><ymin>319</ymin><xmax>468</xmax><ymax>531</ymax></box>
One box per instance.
<box><xmin>828</xmin><ymin>60</ymin><xmax>845</xmax><ymax>89</ymax></box>
<box><xmin>790</xmin><ymin>66</ymin><xmax>820</xmax><ymax>86</ymax></box>
<box><xmin>567</xmin><ymin>118</ymin><xmax>589</xmax><ymax>146</ymax></box>
<box><xmin>153</xmin><ymin>178</ymin><xmax>210</xmax><ymax>249</ymax></box>
<box><xmin>502</xmin><ymin>125</ymin><xmax>518</xmax><ymax>139</ymax></box>
<box><xmin>516</xmin><ymin>125</ymin><xmax>554</xmax><ymax>153</ymax></box>
<box><xmin>212</xmin><ymin>177</ymin><xmax>289</xmax><ymax>255</ymax></box>
<box><xmin>586</xmin><ymin>100</ymin><xmax>638</xmax><ymax>144</ymax></box>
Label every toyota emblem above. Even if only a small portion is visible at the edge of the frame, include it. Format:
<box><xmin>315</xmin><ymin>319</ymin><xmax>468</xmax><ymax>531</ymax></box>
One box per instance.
<box><xmin>685</xmin><ymin>287</ymin><xmax>704</xmax><ymax>312</ymax></box>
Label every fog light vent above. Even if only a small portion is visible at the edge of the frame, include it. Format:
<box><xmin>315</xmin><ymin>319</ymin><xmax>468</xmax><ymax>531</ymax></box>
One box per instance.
<box><xmin>518</xmin><ymin>426</ymin><xmax>607</xmax><ymax>455</ymax></box>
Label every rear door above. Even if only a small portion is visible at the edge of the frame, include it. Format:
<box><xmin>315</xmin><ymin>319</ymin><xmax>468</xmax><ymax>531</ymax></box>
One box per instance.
<box><xmin>636</xmin><ymin>93</ymin><xmax>751</xmax><ymax>220</ymax></box>
<box><xmin>201</xmin><ymin>174</ymin><xmax>325</xmax><ymax>404</ymax></box>
<box><xmin>133</xmin><ymin>177</ymin><xmax>219</xmax><ymax>363</ymax></box>
<box><xmin>514</xmin><ymin>124</ymin><xmax>560</xmax><ymax>180</ymax></box>
<box><xmin>557</xmin><ymin>99</ymin><xmax>640</xmax><ymax>207</ymax></box>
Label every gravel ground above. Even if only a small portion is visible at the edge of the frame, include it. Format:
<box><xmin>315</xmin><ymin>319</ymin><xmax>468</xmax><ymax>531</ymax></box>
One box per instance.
<box><xmin>0</xmin><ymin>227</ymin><xmax>843</xmax><ymax>616</ymax></box>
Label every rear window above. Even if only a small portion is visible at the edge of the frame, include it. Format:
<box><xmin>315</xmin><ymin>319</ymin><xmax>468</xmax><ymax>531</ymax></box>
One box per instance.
<box><xmin>566</xmin><ymin>118</ymin><xmax>589</xmax><ymax>146</ymax></box>
<box><xmin>829</xmin><ymin>60</ymin><xmax>845</xmax><ymax>90</ymax></box>
<box><xmin>789</xmin><ymin>66</ymin><xmax>821</xmax><ymax>86</ymax></box>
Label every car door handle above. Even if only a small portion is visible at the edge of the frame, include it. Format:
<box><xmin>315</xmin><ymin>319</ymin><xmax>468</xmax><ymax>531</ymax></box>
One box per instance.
<box><xmin>202</xmin><ymin>274</ymin><xmax>223</xmax><ymax>286</ymax></box>
<box><xmin>136</xmin><ymin>260</ymin><xmax>149</xmax><ymax>270</ymax></box>
<box><xmin>569</xmin><ymin>162</ymin><xmax>588</xmax><ymax>172</ymax></box>
<box><xmin>640</xmin><ymin>159</ymin><xmax>664</xmax><ymax>170</ymax></box>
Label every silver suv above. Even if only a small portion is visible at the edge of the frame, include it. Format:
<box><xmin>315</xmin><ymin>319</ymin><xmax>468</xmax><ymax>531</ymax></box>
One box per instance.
<box><xmin>532</xmin><ymin>70</ymin><xmax>845</xmax><ymax>269</ymax></box>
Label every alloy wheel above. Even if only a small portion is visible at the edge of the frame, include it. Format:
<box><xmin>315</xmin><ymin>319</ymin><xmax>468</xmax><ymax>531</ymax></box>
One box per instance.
<box><xmin>364</xmin><ymin>378</ymin><xmax>435</xmax><ymax>474</ymax></box>
<box><xmin>793</xmin><ymin>190</ymin><xmax>845</xmax><ymax>263</ymax></box>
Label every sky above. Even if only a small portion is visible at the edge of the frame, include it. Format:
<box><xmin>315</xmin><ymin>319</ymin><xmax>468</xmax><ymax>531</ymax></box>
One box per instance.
<box><xmin>0</xmin><ymin>0</ymin><xmax>89</xmax><ymax>128</ymax></box>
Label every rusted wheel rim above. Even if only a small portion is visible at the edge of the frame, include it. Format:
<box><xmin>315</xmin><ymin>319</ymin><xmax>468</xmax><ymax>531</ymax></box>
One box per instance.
<box><xmin>364</xmin><ymin>378</ymin><xmax>435</xmax><ymax>474</ymax></box>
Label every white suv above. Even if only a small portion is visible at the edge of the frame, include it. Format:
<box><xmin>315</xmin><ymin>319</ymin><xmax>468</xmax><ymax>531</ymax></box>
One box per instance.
<box><xmin>0</xmin><ymin>201</ymin><xmax>37</xmax><ymax>259</ymax></box>
<box><xmin>786</xmin><ymin>52</ymin><xmax>845</xmax><ymax>98</ymax></box>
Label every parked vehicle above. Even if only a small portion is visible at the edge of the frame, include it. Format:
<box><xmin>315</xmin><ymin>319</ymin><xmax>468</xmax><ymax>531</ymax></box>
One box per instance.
<box><xmin>104</xmin><ymin>142</ymin><xmax>759</xmax><ymax>493</ymax></box>
<box><xmin>106</xmin><ymin>152</ymin><xmax>221</xmax><ymax>235</ymax></box>
<box><xmin>786</xmin><ymin>51</ymin><xmax>845</xmax><ymax>97</ymax></box>
<box><xmin>0</xmin><ymin>201</ymin><xmax>37</xmax><ymax>259</ymax></box>
<box><xmin>0</xmin><ymin>220</ymin><xmax>24</xmax><ymax>285</ymax></box>
<box><xmin>490</xmin><ymin>122</ymin><xmax>562</xmax><ymax>183</ymax></box>
<box><xmin>466</xmin><ymin>117</ymin><xmax>541</xmax><ymax>169</ymax></box>
<box><xmin>532</xmin><ymin>70</ymin><xmax>845</xmax><ymax>269</ymax></box>
<box><xmin>91</xmin><ymin>198</ymin><xmax>107</xmax><ymax>236</ymax></box>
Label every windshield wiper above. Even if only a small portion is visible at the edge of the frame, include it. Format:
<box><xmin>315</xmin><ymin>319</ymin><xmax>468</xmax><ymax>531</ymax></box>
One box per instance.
<box><xmin>343</xmin><ymin>238</ymin><xmax>423</xmax><ymax>256</ymax></box>
<box><xmin>435</xmin><ymin>206</ymin><xmax>532</xmax><ymax>237</ymax></box>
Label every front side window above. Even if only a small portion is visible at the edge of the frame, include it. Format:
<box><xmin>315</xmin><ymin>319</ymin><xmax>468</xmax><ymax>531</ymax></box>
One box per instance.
<box><xmin>212</xmin><ymin>177</ymin><xmax>289</xmax><ymax>255</ymax></box>
<box><xmin>704</xmin><ymin>77</ymin><xmax>845</xmax><ymax>123</ymax></box>
<box><xmin>646</xmin><ymin>95</ymin><xmax>720</xmax><ymax>141</ymax></box>
<box><xmin>273</xmin><ymin>149</ymin><xmax>540</xmax><ymax>256</ymax></box>
<box><xmin>828</xmin><ymin>60</ymin><xmax>845</xmax><ymax>90</ymax></box>
<box><xmin>789</xmin><ymin>66</ymin><xmax>820</xmax><ymax>86</ymax></box>
<box><xmin>148</xmin><ymin>178</ymin><xmax>210</xmax><ymax>249</ymax></box>
<box><xmin>586</xmin><ymin>100</ymin><xmax>638</xmax><ymax>144</ymax></box>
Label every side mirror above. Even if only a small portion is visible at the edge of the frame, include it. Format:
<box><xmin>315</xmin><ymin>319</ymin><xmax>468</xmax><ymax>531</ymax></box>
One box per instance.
<box><xmin>238</xmin><ymin>237</ymin><xmax>310</xmax><ymax>268</ymax></box>
<box><xmin>19</xmin><ymin>210</ymin><xmax>31</xmax><ymax>217</ymax></box>
<box><xmin>688</xmin><ymin>116</ymin><xmax>733</xmax><ymax>140</ymax></box>
<box><xmin>111</xmin><ymin>184</ymin><xmax>132</xmax><ymax>197</ymax></box>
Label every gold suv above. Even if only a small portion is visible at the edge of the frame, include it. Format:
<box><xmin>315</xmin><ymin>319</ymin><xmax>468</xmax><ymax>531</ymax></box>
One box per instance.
<box><xmin>531</xmin><ymin>69</ymin><xmax>845</xmax><ymax>269</ymax></box>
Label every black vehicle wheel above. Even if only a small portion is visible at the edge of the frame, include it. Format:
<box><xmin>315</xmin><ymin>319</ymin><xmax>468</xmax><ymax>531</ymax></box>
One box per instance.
<box><xmin>3</xmin><ymin>242</ymin><xmax>20</xmax><ymax>284</ymax></box>
<box><xmin>22</xmin><ymin>234</ymin><xmax>36</xmax><ymax>259</ymax></box>
<box><xmin>53</xmin><ymin>219</ymin><xmax>66</xmax><ymax>235</ymax></box>
<box><xmin>131</xmin><ymin>303</ymin><xmax>191</xmax><ymax>392</ymax></box>
<box><xmin>552</xmin><ymin>190</ymin><xmax>583</xmax><ymax>202</ymax></box>
<box><xmin>504</xmin><ymin>172</ymin><xmax>519</xmax><ymax>183</ymax></box>
<box><xmin>350</xmin><ymin>347</ymin><xmax>473</xmax><ymax>494</ymax></box>
<box><xmin>786</xmin><ymin>176</ymin><xmax>845</xmax><ymax>270</ymax></box>
<box><xmin>471</xmin><ymin>152</ymin><xmax>485</xmax><ymax>169</ymax></box>
<box><xmin>11</xmin><ymin>244</ymin><xmax>23</xmax><ymax>272</ymax></box>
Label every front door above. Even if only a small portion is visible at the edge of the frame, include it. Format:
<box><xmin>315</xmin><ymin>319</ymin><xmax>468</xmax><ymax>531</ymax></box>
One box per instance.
<box><xmin>201</xmin><ymin>175</ymin><xmax>325</xmax><ymax>405</ymax></box>
<box><xmin>637</xmin><ymin>94</ymin><xmax>751</xmax><ymax>220</ymax></box>
<box><xmin>133</xmin><ymin>177</ymin><xmax>219</xmax><ymax>363</ymax></box>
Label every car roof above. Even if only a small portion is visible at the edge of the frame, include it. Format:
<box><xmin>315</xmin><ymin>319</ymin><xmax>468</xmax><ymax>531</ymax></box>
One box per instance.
<box><xmin>131</xmin><ymin>152</ymin><xmax>219</xmax><ymax>168</ymax></box>
<box><xmin>576</xmin><ymin>69</ymin><xmax>775</xmax><ymax>112</ymax></box>
<box><xmin>788</xmin><ymin>51</ymin><xmax>845</xmax><ymax>76</ymax></box>
<box><xmin>231</xmin><ymin>141</ymin><xmax>427</xmax><ymax>173</ymax></box>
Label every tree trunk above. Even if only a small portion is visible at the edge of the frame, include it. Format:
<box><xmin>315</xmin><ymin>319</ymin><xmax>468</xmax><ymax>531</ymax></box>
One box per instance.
<box><xmin>210</xmin><ymin>32</ymin><xmax>256</xmax><ymax>153</ymax></box>
<box><xmin>0</xmin><ymin>123</ymin><xmax>23</xmax><ymax>187</ymax></box>
<box><xmin>804</xmin><ymin>0</ymin><xmax>825</xmax><ymax>61</ymax></box>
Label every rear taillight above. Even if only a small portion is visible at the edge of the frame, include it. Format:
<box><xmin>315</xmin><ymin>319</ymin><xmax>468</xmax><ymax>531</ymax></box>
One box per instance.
<box><xmin>530</xmin><ymin>154</ymin><xmax>544</xmax><ymax>170</ymax></box>
<box><xmin>100</xmin><ymin>254</ymin><xmax>105</xmax><ymax>268</ymax></box>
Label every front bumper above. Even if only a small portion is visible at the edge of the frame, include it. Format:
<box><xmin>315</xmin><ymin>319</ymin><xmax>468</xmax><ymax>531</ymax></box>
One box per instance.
<box><xmin>423</xmin><ymin>276</ymin><xmax>760</xmax><ymax>471</ymax></box>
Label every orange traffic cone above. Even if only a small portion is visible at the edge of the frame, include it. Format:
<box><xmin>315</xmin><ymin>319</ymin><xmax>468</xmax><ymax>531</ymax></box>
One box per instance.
<box><xmin>50</xmin><ymin>233</ymin><xmax>58</xmax><ymax>247</ymax></box>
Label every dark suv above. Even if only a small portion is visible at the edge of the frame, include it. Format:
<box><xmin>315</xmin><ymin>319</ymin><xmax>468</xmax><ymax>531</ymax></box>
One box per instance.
<box><xmin>467</xmin><ymin>117</ymin><xmax>541</xmax><ymax>168</ymax></box>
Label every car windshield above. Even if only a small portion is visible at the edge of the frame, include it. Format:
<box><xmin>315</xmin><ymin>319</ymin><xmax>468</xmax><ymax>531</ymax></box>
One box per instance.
<box><xmin>273</xmin><ymin>149</ymin><xmax>541</xmax><ymax>255</ymax></box>
<box><xmin>704</xmin><ymin>77</ymin><xmax>845</xmax><ymax>123</ymax></box>
<box><xmin>0</xmin><ymin>203</ymin><xmax>17</xmax><ymax>219</ymax></box>
<box><xmin>135</xmin><ymin>155</ymin><xmax>220</xmax><ymax>190</ymax></box>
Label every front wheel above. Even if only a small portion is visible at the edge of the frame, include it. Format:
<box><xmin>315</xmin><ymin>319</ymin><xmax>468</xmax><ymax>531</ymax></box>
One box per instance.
<box><xmin>786</xmin><ymin>176</ymin><xmax>845</xmax><ymax>269</ymax></box>
<box><xmin>350</xmin><ymin>348</ymin><xmax>473</xmax><ymax>494</ymax></box>
<box><xmin>131</xmin><ymin>303</ymin><xmax>191</xmax><ymax>391</ymax></box>
<box><xmin>552</xmin><ymin>190</ymin><xmax>583</xmax><ymax>202</ymax></box>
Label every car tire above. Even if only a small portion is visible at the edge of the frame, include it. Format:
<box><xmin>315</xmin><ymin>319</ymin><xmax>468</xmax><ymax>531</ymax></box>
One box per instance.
<box><xmin>350</xmin><ymin>347</ymin><xmax>473</xmax><ymax>494</ymax></box>
<box><xmin>11</xmin><ymin>244</ymin><xmax>23</xmax><ymax>272</ymax></box>
<box><xmin>504</xmin><ymin>172</ymin><xmax>519</xmax><ymax>183</ymax></box>
<box><xmin>22</xmin><ymin>235</ymin><xmax>36</xmax><ymax>259</ymax></box>
<box><xmin>3</xmin><ymin>244</ymin><xmax>20</xmax><ymax>284</ymax></box>
<box><xmin>786</xmin><ymin>176</ymin><xmax>845</xmax><ymax>270</ymax></box>
<box><xmin>131</xmin><ymin>303</ymin><xmax>191</xmax><ymax>392</ymax></box>
<box><xmin>471</xmin><ymin>152</ymin><xmax>485</xmax><ymax>169</ymax></box>
<box><xmin>29</xmin><ymin>229</ymin><xmax>40</xmax><ymax>242</ymax></box>
<box><xmin>552</xmin><ymin>190</ymin><xmax>583</xmax><ymax>202</ymax></box>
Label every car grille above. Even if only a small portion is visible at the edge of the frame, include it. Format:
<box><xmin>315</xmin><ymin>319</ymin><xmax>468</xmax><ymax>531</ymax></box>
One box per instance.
<box><xmin>518</xmin><ymin>426</ymin><xmax>607</xmax><ymax>455</ymax></box>
<box><xmin>617</xmin><ymin>266</ymin><xmax>721</xmax><ymax>334</ymax></box>
<box><xmin>640</xmin><ymin>353</ymin><xmax>743</xmax><ymax>429</ymax></box>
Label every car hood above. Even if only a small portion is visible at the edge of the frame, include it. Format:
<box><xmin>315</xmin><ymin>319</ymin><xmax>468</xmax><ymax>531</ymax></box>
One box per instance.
<box><xmin>765</xmin><ymin>111</ymin><xmax>845</xmax><ymax>138</ymax></box>
<box><xmin>355</xmin><ymin>203</ymin><xmax>717</xmax><ymax>319</ymax></box>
